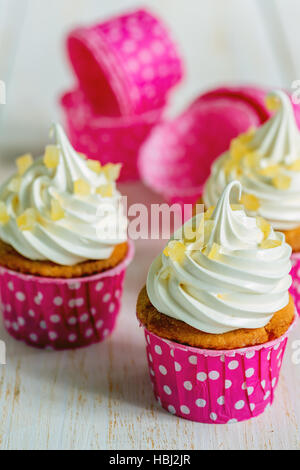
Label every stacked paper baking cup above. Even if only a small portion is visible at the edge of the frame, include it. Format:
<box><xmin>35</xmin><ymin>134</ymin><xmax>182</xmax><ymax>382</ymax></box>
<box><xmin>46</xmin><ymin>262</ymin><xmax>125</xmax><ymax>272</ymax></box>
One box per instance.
<box><xmin>61</xmin><ymin>8</ymin><xmax>183</xmax><ymax>181</ymax></box>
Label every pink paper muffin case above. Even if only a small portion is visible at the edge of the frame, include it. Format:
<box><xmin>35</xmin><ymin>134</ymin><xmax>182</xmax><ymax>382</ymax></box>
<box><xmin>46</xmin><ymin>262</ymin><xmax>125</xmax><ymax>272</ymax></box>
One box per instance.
<box><xmin>140</xmin><ymin>314</ymin><xmax>297</xmax><ymax>424</ymax></box>
<box><xmin>0</xmin><ymin>241</ymin><xmax>134</xmax><ymax>350</ymax></box>
<box><xmin>67</xmin><ymin>8</ymin><xmax>183</xmax><ymax>117</ymax></box>
<box><xmin>290</xmin><ymin>253</ymin><xmax>300</xmax><ymax>316</ymax></box>
<box><xmin>60</xmin><ymin>89</ymin><xmax>164</xmax><ymax>182</ymax></box>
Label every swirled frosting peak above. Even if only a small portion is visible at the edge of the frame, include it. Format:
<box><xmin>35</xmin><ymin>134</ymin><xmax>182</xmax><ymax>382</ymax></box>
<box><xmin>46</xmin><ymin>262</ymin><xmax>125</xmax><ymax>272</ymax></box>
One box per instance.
<box><xmin>204</xmin><ymin>90</ymin><xmax>300</xmax><ymax>230</ymax></box>
<box><xmin>147</xmin><ymin>181</ymin><xmax>292</xmax><ymax>334</ymax></box>
<box><xmin>0</xmin><ymin>123</ymin><xmax>127</xmax><ymax>265</ymax></box>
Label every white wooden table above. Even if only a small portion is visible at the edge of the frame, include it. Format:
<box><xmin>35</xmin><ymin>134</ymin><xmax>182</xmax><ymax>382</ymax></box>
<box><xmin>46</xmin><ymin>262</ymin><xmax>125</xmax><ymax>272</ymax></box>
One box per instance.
<box><xmin>0</xmin><ymin>0</ymin><xmax>300</xmax><ymax>450</ymax></box>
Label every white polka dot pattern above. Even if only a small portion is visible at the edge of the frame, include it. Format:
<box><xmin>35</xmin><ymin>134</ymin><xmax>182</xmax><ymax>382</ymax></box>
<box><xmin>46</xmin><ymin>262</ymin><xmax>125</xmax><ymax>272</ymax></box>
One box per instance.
<box><xmin>0</xmin><ymin>241</ymin><xmax>134</xmax><ymax>350</ymax></box>
<box><xmin>143</xmin><ymin>326</ymin><xmax>290</xmax><ymax>424</ymax></box>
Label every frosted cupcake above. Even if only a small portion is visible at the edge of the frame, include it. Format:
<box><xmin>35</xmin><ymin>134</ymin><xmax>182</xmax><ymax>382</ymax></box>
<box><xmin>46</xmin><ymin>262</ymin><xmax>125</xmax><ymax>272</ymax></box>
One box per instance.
<box><xmin>0</xmin><ymin>123</ymin><xmax>133</xmax><ymax>349</ymax></box>
<box><xmin>137</xmin><ymin>181</ymin><xmax>295</xmax><ymax>423</ymax></box>
<box><xmin>203</xmin><ymin>90</ymin><xmax>300</xmax><ymax>309</ymax></box>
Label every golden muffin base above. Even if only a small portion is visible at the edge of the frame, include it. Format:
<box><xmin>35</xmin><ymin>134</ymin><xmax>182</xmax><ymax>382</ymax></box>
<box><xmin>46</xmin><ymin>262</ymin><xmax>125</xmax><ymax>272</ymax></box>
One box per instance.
<box><xmin>195</xmin><ymin>196</ymin><xmax>300</xmax><ymax>253</ymax></box>
<box><xmin>0</xmin><ymin>240</ymin><xmax>128</xmax><ymax>279</ymax></box>
<box><xmin>137</xmin><ymin>286</ymin><xmax>295</xmax><ymax>350</ymax></box>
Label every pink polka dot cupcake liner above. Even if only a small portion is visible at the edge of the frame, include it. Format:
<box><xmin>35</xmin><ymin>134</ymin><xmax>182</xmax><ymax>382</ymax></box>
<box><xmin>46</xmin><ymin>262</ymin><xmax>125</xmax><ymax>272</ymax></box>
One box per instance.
<box><xmin>67</xmin><ymin>9</ymin><xmax>183</xmax><ymax>117</ymax></box>
<box><xmin>289</xmin><ymin>253</ymin><xmax>300</xmax><ymax>316</ymax></box>
<box><xmin>60</xmin><ymin>89</ymin><xmax>163</xmax><ymax>181</ymax></box>
<box><xmin>141</xmin><ymin>315</ymin><xmax>297</xmax><ymax>424</ymax></box>
<box><xmin>0</xmin><ymin>241</ymin><xmax>134</xmax><ymax>350</ymax></box>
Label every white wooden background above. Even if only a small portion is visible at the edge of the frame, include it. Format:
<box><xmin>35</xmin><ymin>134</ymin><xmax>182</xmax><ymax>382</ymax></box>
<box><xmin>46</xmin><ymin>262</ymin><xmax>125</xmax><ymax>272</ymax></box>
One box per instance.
<box><xmin>0</xmin><ymin>0</ymin><xmax>300</xmax><ymax>450</ymax></box>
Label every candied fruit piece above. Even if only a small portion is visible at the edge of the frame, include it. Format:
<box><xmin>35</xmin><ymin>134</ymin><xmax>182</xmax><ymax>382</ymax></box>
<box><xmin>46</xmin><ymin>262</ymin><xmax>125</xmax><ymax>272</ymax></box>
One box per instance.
<box><xmin>256</xmin><ymin>216</ymin><xmax>271</xmax><ymax>240</ymax></box>
<box><xmin>44</xmin><ymin>145</ymin><xmax>60</xmax><ymax>169</ymax></box>
<box><xmin>204</xmin><ymin>206</ymin><xmax>215</xmax><ymax>220</ymax></box>
<box><xmin>272</xmin><ymin>174</ymin><xmax>291</xmax><ymax>190</ymax></box>
<box><xmin>96</xmin><ymin>184</ymin><xmax>113</xmax><ymax>198</ymax></box>
<box><xmin>266</xmin><ymin>95</ymin><xmax>280</xmax><ymax>112</ymax></box>
<box><xmin>51</xmin><ymin>199</ymin><xmax>65</xmax><ymax>221</ymax></box>
<box><xmin>230</xmin><ymin>138</ymin><xmax>248</xmax><ymax>161</ymax></box>
<box><xmin>260</xmin><ymin>239</ymin><xmax>281</xmax><ymax>249</ymax></box>
<box><xmin>163</xmin><ymin>241</ymin><xmax>186</xmax><ymax>263</ymax></box>
<box><xmin>8</xmin><ymin>177</ymin><xmax>22</xmax><ymax>193</ymax></box>
<box><xmin>240</xmin><ymin>193</ymin><xmax>260</xmax><ymax>211</ymax></box>
<box><xmin>184</xmin><ymin>217</ymin><xmax>204</xmax><ymax>243</ymax></box>
<box><xmin>259</xmin><ymin>164</ymin><xmax>281</xmax><ymax>177</ymax></box>
<box><xmin>239</xmin><ymin>128</ymin><xmax>254</xmax><ymax>143</ymax></box>
<box><xmin>74</xmin><ymin>179</ymin><xmax>91</xmax><ymax>196</ymax></box>
<box><xmin>0</xmin><ymin>202</ymin><xmax>9</xmax><ymax>224</ymax></box>
<box><xmin>16</xmin><ymin>153</ymin><xmax>33</xmax><ymax>176</ymax></box>
<box><xmin>87</xmin><ymin>160</ymin><xmax>102</xmax><ymax>174</ymax></box>
<box><xmin>17</xmin><ymin>208</ymin><xmax>37</xmax><ymax>231</ymax></box>
<box><xmin>207</xmin><ymin>243</ymin><xmax>221</xmax><ymax>261</ymax></box>
<box><xmin>287</xmin><ymin>159</ymin><xmax>300</xmax><ymax>171</ymax></box>
<box><xmin>224</xmin><ymin>159</ymin><xmax>237</xmax><ymax>178</ymax></box>
<box><xmin>244</xmin><ymin>152</ymin><xmax>259</xmax><ymax>168</ymax></box>
<box><xmin>103</xmin><ymin>163</ymin><xmax>122</xmax><ymax>182</ymax></box>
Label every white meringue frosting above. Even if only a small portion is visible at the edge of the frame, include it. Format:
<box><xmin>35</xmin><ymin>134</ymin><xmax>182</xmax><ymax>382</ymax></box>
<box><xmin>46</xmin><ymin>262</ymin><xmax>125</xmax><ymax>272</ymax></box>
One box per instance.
<box><xmin>147</xmin><ymin>181</ymin><xmax>292</xmax><ymax>334</ymax></box>
<box><xmin>204</xmin><ymin>90</ymin><xmax>300</xmax><ymax>230</ymax></box>
<box><xmin>0</xmin><ymin>123</ymin><xmax>127</xmax><ymax>265</ymax></box>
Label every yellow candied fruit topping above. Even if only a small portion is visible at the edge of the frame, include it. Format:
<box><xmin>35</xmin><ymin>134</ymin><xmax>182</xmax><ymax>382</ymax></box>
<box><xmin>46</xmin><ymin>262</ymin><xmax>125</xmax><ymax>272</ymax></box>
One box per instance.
<box><xmin>287</xmin><ymin>159</ymin><xmax>300</xmax><ymax>171</ymax></box>
<box><xmin>51</xmin><ymin>199</ymin><xmax>65</xmax><ymax>222</ymax></box>
<box><xmin>244</xmin><ymin>152</ymin><xmax>259</xmax><ymax>168</ymax></box>
<box><xmin>256</xmin><ymin>216</ymin><xmax>271</xmax><ymax>240</ymax></box>
<box><xmin>260</xmin><ymin>239</ymin><xmax>282</xmax><ymax>249</ymax></box>
<box><xmin>207</xmin><ymin>243</ymin><xmax>221</xmax><ymax>261</ymax></box>
<box><xmin>163</xmin><ymin>241</ymin><xmax>186</xmax><ymax>264</ymax></box>
<box><xmin>266</xmin><ymin>95</ymin><xmax>280</xmax><ymax>112</ymax></box>
<box><xmin>44</xmin><ymin>145</ymin><xmax>60</xmax><ymax>169</ymax></box>
<box><xmin>259</xmin><ymin>164</ymin><xmax>281</xmax><ymax>177</ymax></box>
<box><xmin>8</xmin><ymin>177</ymin><xmax>22</xmax><ymax>193</ymax></box>
<box><xmin>184</xmin><ymin>217</ymin><xmax>204</xmax><ymax>243</ymax></box>
<box><xmin>78</xmin><ymin>152</ymin><xmax>87</xmax><ymax>160</ymax></box>
<box><xmin>74</xmin><ymin>179</ymin><xmax>91</xmax><ymax>196</ymax></box>
<box><xmin>17</xmin><ymin>208</ymin><xmax>37</xmax><ymax>231</ymax></box>
<box><xmin>230</xmin><ymin>138</ymin><xmax>248</xmax><ymax>162</ymax></box>
<box><xmin>238</xmin><ymin>127</ymin><xmax>255</xmax><ymax>144</ymax></box>
<box><xmin>16</xmin><ymin>153</ymin><xmax>33</xmax><ymax>176</ymax></box>
<box><xmin>96</xmin><ymin>183</ymin><xmax>113</xmax><ymax>198</ymax></box>
<box><xmin>204</xmin><ymin>206</ymin><xmax>215</xmax><ymax>220</ymax></box>
<box><xmin>272</xmin><ymin>174</ymin><xmax>291</xmax><ymax>190</ymax></box>
<box><xmin>103</xmin><ymin>163</ymin><xmax>122</xmax><ymax>182</ymax></box>
<box><xmin>0</xmin><ymin>202</ymin><xmax>10</xmax><ymax>224</ymax></box>
<box><xmin>240</xmin><ymin>193</ymin><xmax>260</xmax><ymax>211</ymax></box>
<box><xmin>87</xmin><ymin>160</ymin><xmax>102</xmax><ymax>174</ymax></box>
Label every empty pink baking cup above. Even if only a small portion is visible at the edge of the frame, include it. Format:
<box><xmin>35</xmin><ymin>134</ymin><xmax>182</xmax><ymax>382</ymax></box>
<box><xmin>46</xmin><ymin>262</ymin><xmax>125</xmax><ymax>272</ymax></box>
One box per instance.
<box><xmin>60</xmin><ymin>89</ymin><xmax>163</xmax><ymax>181</ymax></box>
<box><xmin>139</xmin><ymin>95</ymin><xmax>264</xmax><ymax>205</ymax></box>
<box><xmin>289</xmin><ymin>253</ymin><xmax>300</xmax><ymax>316</ymax></box>
<box><xmin>0</xmin><ymin>241</ymin><xmax>134</xmax><ymax>350</ymax></box>
<box><xmin>67</xmin><ymin>8</ymin><xmax>183</xmax><ymax>116</ymax></box>
<box><xmin>141</xmin><ymin>314</ymin><xmax>297</xmax><ymax>424</ymax></box>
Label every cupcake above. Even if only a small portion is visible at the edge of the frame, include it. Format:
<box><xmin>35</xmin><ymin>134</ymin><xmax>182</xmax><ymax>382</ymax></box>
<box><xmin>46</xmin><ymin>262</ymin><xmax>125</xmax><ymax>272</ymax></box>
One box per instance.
<box><xmin>137</xmin><ymin>181</ymin><xmax>296</xmax><ymax>423</ymax></box>
<box><xmin>203</xmin><ymin>90</ymin><xmax>300</xmax><ymax>311</ymax></box>
<box><xmin>0</xmin><ymin>123</ymin><xmax>133</xmax><ymax>350</ymax></box>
